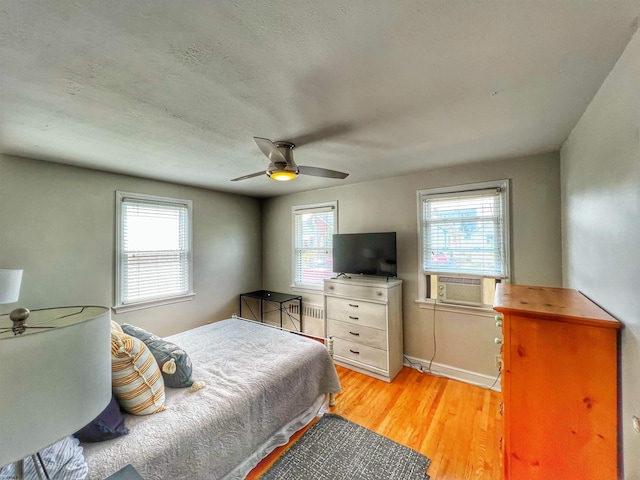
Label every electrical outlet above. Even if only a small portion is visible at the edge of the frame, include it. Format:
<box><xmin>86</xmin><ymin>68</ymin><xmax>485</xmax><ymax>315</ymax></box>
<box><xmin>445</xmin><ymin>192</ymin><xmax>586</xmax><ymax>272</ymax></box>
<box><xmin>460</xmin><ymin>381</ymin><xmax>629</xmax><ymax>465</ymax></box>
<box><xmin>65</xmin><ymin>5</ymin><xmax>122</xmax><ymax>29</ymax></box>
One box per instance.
<box><xmin>633</xmin><ymin>416</ymin><xmax>640</xmax><ymax>433</ymax></box>
<box><xmin>495</xmin><ymin>355</ymin><xmax>502</xmax><ymax>369</ymax></box>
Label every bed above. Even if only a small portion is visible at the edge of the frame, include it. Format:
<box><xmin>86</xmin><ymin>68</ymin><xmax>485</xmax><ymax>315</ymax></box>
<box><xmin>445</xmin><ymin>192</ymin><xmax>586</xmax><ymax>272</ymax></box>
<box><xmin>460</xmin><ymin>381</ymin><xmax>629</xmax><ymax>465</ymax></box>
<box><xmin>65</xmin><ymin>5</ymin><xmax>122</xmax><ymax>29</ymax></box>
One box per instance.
<box><xmin>82</xmin><ymin>317</ymin><xmax>341</xmax><ymax>480</ymax></box>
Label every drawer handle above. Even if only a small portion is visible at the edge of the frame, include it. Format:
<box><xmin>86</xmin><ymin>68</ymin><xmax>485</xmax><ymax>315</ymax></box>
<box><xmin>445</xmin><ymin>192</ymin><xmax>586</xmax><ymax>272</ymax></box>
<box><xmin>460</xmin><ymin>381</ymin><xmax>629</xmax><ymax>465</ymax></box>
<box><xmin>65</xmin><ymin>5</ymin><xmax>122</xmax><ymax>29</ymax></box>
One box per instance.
<box><xmin>349</xmin><ymin>349</ymin><xmax>360</xmax><ymax>355</ymax></box>
<box><xmin>349</xmin><ymin>316</ymin><xmax>359</xmax><ymax>320</ymax></box>
<box><xmin>349</xmin><ymin>331</ymin><xmax>360</xmax><ymax>336</ymax></box>
<box><xmin>348</xmin><ymin>303</ymin><xmax>359</xmax><ymax>308</ymax></box>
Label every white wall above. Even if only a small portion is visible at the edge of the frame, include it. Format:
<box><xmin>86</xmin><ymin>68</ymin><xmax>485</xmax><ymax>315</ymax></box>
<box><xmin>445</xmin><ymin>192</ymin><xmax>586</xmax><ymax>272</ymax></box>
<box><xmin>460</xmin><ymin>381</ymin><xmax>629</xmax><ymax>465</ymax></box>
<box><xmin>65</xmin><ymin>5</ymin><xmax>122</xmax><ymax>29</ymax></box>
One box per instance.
<box><xmin>262</xmin><ymin>152</ymin><xmax>562</xmax><ymax>381</ymax></box>
<box><xmin>0</xmin><ymin>154</ymin><xmax>262</xmax><ymax>337</ymax></box>
<box><xmin>561</xmin><ymin>28</ymin><xmax>640</xmax><ymax>478</ymax></box>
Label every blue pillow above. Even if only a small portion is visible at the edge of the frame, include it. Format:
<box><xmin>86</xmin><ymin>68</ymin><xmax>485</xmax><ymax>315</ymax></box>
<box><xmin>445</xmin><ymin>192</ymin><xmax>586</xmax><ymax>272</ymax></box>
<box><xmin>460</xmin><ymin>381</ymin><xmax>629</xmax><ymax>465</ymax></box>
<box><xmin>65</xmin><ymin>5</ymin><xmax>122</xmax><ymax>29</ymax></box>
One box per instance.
<box><xmin>121</xmin><ymin>324</ymin><xmax>194</xmax><ymax>388</ymax></box>
<box><xmin>74</xmin><ymin>394</ymin><xmax>129</xmax><ymax>442</ymax></box>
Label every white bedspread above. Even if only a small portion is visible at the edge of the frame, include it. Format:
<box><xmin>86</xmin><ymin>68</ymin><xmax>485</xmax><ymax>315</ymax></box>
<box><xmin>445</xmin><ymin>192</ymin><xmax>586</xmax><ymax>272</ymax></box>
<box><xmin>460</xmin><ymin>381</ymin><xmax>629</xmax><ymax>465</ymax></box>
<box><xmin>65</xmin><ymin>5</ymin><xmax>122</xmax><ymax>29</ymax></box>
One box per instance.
<box><xmin>82</xmin><ymin>318</ymin><xmax>341</xmax><ymax>480</ymax></box>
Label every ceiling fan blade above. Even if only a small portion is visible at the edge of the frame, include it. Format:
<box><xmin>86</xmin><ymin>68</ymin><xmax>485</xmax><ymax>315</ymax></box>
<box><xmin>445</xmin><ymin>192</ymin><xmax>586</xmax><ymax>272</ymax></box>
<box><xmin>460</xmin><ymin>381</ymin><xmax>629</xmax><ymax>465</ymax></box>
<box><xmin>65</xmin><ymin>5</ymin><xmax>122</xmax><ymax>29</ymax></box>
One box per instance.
<box><xmin>298</xmin><ymin>166</ymin><xmax>349</xmax><ymax>179</ymax></box>
<box><xmin>254</xmin><ymin>137</ymin><xmax>287</xmax><ymax>163</ymax></box>
<box><xmin>287</xmin><ymin>123</ymin><xmax>357</xmax><ymax>147</ymax></box>
<box><xmin>230</xmin><ymin>170</ymin><xmax>265</xmax><ymax>182</ymax></box>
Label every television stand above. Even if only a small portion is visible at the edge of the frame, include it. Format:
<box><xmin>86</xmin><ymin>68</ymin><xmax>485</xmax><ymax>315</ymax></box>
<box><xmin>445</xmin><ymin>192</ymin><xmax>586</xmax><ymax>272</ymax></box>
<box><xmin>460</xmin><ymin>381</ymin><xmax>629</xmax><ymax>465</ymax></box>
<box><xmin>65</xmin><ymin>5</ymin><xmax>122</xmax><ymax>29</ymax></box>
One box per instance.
<box><xmin>323</xmin><ymin>276</ymin><xmax>403</xmax><ymax>382</ymax></box>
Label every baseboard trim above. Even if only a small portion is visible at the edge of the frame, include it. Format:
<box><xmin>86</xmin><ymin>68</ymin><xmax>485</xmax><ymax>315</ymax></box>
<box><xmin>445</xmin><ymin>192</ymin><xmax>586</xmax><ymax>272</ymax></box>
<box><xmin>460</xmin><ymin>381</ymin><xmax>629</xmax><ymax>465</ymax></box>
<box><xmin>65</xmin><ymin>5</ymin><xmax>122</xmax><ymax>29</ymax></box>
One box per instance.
<box><xmin>403</xmin><ymin>354</ymin><xmax>501</xmax><ymax>392</ymax></box>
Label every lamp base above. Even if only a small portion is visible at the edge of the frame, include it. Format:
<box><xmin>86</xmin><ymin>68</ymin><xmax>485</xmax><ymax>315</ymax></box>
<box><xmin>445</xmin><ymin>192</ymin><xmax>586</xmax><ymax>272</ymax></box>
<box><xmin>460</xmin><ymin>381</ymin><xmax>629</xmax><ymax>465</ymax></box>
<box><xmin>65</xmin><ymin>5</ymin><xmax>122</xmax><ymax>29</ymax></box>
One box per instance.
<box><xmin>4</xmin><ymin>308</ymin><xmax>55</xmax><ymax>336</ymax></box>
<box><xmin>9</xmin><ymin>308</ymin><xmax>30</xmax><ymax>335</ymax></box>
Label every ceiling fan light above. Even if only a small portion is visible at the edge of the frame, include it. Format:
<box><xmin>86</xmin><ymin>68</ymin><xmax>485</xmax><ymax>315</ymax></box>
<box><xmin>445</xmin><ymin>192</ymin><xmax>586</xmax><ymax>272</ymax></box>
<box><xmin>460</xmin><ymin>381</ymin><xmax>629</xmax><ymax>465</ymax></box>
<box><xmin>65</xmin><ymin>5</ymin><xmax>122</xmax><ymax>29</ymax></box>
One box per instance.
<box><xmin>269</xmin><ymin>170</ymin><xmax>298</xmax><ymax>181</ymax></box>
<box><xmin>267</xmin><ymin>162</ymin><xmax>298</xmax><ymax>181</ymax></box>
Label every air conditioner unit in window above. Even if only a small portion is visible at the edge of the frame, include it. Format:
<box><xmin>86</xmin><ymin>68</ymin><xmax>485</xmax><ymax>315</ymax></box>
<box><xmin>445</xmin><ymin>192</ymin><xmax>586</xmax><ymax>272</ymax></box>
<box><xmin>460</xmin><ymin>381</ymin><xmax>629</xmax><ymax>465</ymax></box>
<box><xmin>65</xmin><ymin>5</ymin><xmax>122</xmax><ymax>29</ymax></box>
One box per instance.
<box><xmin>437</xmin><ymin>276</ymin><xmax>483</xmax><ymax>306</ymax></box>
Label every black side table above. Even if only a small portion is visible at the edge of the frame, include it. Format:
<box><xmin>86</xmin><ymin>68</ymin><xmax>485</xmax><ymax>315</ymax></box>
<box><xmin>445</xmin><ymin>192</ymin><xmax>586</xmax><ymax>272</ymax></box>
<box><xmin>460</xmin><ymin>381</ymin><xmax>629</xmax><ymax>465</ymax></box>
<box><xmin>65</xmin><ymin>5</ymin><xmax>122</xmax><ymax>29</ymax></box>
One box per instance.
<box><xmin>239</xmin><ymin>290</ymin><xmax>302</xmax><ymax>330</ymax></box>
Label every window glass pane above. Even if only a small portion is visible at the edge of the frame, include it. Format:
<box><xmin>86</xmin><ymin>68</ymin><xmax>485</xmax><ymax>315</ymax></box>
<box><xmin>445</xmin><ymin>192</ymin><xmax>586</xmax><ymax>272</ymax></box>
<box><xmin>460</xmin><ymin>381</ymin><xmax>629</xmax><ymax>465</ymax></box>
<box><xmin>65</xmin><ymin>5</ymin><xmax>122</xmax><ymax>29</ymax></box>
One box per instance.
<box><xmin>295</xmin><ymin>249</ymin><xmax>334</xmax><ymax>285</ymax></box>
<box><xmin>293</xmin><ymin>205</ymin><xmax>335</xmax><ymax>288</ymax></box>
<box><xmin>123</xmin><ymin>202</ymin><xmax>185</xmax><ymax>251</ymax></box>
<box><xmin>118</xmin><ymin>194</ymin><xmax>192</xmax><ymax>306</ymax></box>
<box><xmin>422</xmin><ymin>189</ymin><xmax>506</xmax><ymax>277</ymax></box>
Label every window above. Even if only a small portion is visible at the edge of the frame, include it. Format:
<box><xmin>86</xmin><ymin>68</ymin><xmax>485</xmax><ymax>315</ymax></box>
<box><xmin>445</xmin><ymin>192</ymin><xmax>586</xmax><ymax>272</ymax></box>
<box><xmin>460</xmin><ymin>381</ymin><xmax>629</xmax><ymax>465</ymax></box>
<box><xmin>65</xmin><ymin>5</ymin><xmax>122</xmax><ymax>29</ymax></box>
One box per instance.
<box><xmin>115</xmin><ymin>192</ymin><xmax>194</xmax><ymax>312</ymax></box>
<box><xmin>417</xmin><ymin>180</ymin><xmax>510</xmax><ymax>305</ymax></box>
<box><xmin>292</xmin><ymin>202</ymin><xmax>337</xmax><ymax>290</ymax></box>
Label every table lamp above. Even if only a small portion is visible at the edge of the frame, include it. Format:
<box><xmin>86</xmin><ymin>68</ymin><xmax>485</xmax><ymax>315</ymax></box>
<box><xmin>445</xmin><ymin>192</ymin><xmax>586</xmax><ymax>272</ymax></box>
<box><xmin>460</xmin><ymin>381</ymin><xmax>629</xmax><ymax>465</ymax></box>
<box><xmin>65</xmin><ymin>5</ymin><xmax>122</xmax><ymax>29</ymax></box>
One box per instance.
<box><xmin>0</xmin><ymin>269</ymin><xmax>22</xmax><ymax>306</ymax></box>
<box><xmin>0</xmin><ymin>270</ymin><xmax>112</xmax><ymax>480</ymax></box>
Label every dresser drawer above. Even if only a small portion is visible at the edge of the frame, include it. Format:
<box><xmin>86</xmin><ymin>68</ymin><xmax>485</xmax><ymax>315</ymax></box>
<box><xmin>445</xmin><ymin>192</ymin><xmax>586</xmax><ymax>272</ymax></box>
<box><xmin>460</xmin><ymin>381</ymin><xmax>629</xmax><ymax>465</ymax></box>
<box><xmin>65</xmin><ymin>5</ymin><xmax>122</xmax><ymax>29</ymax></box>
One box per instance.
<box><xmin>333</xmin><ymin>338</ymin><xmax>388</xmax><ymax>370</ymax></box>
<box><xmin>328</xmin><ymin>319</ymin><xmax>388</xmax><ymax>350</ymax></box>
<box><xmin>326</xmin><ymin>297</ymin><xmax>387</xmax><ymax>330</ymax></box>
<box><xmin>324</xmin><ymin>281</ymin><xmax>388</xmax><ymax>302</ymax></box>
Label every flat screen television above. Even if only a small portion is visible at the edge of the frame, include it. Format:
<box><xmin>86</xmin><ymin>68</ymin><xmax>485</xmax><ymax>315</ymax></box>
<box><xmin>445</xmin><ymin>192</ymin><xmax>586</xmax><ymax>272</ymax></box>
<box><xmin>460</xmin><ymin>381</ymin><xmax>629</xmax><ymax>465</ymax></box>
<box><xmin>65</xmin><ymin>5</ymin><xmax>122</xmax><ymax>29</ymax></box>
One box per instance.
<box><xmin>332</xmin><ymin>232</ymin><xmax>397</xmax><ymax>278</ymax></box>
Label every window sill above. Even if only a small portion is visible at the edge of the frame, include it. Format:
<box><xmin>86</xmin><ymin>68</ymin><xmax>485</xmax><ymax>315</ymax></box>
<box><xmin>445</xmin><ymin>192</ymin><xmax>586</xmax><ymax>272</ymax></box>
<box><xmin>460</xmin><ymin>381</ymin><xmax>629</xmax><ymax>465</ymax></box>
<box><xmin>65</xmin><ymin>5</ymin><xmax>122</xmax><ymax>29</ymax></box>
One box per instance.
<box><xmin>113</xmin><ymin>293</ymin><xmax>196</xmax><ymax>314</ymax></box>
<box><xmin>290</xmin><ymin>285</ymin><xmax>324</xmax><ymax>294</ymax></box>
<box><xmin>416</xmin><ymin>298</ymin><xmax>496</xmax><ymax>316</ymax></box>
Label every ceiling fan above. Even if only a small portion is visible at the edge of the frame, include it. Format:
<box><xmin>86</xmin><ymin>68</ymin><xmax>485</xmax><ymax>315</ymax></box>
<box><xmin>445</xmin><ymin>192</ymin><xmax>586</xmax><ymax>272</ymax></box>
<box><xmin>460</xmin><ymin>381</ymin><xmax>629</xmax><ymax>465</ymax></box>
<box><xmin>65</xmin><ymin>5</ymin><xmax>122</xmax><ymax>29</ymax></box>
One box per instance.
<box><xmin>231</xmin><ymin>137</ymin><xmax>349</xmax><ymax>182</ymax></box>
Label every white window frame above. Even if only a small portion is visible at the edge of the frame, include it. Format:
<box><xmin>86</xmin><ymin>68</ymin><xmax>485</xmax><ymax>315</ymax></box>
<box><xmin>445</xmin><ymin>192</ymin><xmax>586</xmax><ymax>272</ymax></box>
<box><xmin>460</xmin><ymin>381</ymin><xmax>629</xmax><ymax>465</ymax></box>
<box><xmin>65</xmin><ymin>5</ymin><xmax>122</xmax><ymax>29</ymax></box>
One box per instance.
<box><xmin>114</xmin><ymin>191</ymin><xmax>195</xmax><ymax>313</ymax></box>
<box><xmin>416</xmin><ymin>180</ymin><xmax>510</xmax><ymax>304</ymax></box>
<box><xmin>291</xmin><ymin>201</ymin><xmax>338</xmax><ymax>292</ymax></box>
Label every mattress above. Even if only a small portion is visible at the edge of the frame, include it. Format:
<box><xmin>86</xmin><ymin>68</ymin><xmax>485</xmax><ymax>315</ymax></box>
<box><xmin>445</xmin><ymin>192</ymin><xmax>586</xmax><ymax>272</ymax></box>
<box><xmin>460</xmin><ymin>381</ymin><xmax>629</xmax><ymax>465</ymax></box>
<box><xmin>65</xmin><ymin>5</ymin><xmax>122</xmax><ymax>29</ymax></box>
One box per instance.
<box><xmin>83</xmin><ymin>318</ymin><xmax>341</xmax><ymax>480</ymax></box>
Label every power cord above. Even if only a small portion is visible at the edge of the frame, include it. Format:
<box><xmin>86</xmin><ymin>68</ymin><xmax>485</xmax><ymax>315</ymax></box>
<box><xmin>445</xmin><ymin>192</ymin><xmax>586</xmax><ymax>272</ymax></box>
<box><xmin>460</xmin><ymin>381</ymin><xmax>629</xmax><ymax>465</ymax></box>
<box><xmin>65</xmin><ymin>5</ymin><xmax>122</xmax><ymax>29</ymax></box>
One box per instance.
<box><xmin>427</xmin><ymin>299</ymin><xmax>437</xmax><ymax>373</ymax></box>
<box><xmin>481</xmin><ymin>367</ymin><xmax>502</xmax><ymax>390</ymax></box>
<box><xmin>403</xmin><ymin>355</ymin><xmax>425</xmax><ymax>372</ymax></box>
<box><xmin>403</xmin><ymin>299</ymin><xmax>444</xmax><ymax>376</ymax></box>
<box><xmin>405</xmin><ymin>300</ymin><xmax>502</xmax><ymax>391</ymax></box>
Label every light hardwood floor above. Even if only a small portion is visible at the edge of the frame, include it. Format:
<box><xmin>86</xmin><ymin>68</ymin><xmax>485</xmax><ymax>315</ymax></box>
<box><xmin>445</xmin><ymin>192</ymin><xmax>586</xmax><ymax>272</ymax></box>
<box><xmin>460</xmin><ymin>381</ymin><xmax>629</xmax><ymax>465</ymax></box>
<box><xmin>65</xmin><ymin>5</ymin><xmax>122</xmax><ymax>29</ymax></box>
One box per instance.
<box><xmin>249</xmin><ymin>365</ymin><xmax>503</xmax><ymax>479</ymax></box>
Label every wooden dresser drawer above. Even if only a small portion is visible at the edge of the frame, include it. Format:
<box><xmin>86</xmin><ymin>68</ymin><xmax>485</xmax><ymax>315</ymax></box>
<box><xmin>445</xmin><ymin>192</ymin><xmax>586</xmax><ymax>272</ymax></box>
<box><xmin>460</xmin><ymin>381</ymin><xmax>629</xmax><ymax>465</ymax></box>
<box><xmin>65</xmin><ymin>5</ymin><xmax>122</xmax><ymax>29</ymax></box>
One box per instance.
<box><xmin>328</xmin><ymin>319</ymin><xmax>388</xmax><ymax>350</ymax></box>
<box><xmin>324</xmin><ymin>281</ymin><xmax>388</xmax><ymax>302</ymax></box>
<box><xmin>333</xmin><ymin>338</ymin><xmax>388</xmax><ymax>370</ymax></box>
<box><xmin>326</xmin><ymin>297</ymin><xmax>386</xmax><ymax>330</ymax></box>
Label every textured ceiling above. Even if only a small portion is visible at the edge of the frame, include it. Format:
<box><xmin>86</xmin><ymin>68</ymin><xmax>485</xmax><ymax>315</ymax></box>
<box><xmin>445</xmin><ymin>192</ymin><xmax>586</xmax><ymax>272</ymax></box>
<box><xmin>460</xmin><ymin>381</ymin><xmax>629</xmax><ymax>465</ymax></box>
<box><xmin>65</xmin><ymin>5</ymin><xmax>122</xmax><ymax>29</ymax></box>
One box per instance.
<box><xmin>1</xmin><ymin>1</ymin><xmax>639</xmax><ymax>197</ymax></box>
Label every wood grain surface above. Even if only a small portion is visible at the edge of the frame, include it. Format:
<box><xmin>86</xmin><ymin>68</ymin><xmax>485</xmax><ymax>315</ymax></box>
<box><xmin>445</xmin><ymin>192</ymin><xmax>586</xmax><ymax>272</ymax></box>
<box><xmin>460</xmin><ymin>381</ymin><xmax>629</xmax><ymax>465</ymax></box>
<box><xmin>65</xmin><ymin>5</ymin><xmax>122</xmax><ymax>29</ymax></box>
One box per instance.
<box><xmin>248</xmin><ymin>365</ymin><xmax>502</xmax><ymax>479</ymax></box>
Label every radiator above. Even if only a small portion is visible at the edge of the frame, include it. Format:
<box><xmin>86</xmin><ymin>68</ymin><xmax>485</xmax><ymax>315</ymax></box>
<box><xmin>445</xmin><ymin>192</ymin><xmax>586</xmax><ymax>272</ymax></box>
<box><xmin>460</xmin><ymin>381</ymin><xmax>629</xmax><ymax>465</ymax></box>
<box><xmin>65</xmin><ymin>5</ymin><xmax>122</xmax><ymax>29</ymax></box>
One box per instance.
<box><xmin>287</xmin><ymin>303</ymin><xmax>324</xmax><ymax>320</ymax></box>
<box><xmin>287</xmin><ymin>303</ymin><xmax>325</xmax><ymax>337</ymax></box>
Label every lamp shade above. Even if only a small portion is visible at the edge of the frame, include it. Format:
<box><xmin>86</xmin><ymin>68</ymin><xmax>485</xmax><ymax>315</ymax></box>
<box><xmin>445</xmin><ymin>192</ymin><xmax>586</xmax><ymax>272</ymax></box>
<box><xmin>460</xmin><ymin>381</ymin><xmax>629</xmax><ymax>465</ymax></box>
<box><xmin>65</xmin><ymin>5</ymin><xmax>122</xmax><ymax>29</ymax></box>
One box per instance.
<box><xmin>0</xmin><ymin>269</ymin><xmax>22</xmax><ymax>304</ymax></box>
<box><xmin>0</xmin><ymin>306</ymin><xmax>112</xmax><ymax>467</ymax></box>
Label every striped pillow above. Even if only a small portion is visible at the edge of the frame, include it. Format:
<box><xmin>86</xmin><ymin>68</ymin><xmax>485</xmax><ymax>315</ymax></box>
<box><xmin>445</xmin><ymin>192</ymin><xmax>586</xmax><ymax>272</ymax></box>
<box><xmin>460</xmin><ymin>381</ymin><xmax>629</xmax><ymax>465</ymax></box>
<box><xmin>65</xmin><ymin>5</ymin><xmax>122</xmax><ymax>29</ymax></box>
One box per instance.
<box><xmin>111</xmin><ymin>320</ymin><xmax>124</xmax><ymax>333</ymax></box>
<box><xmin>111</xmin><ymin>330</ymin><xmax>166</xmax><ymax>415</ymax></box>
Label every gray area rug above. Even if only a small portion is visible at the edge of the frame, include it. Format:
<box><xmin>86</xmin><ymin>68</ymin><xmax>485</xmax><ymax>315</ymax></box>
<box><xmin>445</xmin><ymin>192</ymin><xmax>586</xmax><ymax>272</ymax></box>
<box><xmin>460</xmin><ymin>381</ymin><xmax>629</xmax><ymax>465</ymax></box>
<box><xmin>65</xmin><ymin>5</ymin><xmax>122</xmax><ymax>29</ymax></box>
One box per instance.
<box><xmin>260</xmin><ymin>414</ymin><xmax>431</xmax><ymax>480</ymax></box>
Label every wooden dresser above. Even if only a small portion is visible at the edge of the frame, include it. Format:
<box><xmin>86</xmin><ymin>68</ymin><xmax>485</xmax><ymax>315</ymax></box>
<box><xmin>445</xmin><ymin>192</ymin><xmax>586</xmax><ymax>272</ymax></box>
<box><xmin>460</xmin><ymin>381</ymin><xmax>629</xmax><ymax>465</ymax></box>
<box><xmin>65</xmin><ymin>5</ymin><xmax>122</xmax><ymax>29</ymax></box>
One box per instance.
<box><xmin>493</xmin><ymin>284</ymin><xmax>622</xmax><ymax>480</ymax></box>
<box><xmin>324</xmin><ymin>277</ymin><xmax>403</xmax><ymax>382</ymax></box>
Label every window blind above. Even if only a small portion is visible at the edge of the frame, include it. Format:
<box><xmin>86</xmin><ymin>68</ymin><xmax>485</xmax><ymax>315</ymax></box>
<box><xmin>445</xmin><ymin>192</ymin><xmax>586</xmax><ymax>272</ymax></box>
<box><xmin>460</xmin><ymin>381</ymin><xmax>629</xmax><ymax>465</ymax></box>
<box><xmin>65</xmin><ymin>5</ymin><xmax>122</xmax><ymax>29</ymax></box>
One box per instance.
<box><xmin>120</xmin><ymin>196</ymin><xmax>191</xmax><ymax>305</ymax></box>
<box><xmin>422</xmin><ymin>188</ymin><xmax>506</xmax><ymax>277</ymax></box>
<box><xmin>293</xmin><ymin>205</ymin><xmax>335</xmax><ymax>288</ymax></box>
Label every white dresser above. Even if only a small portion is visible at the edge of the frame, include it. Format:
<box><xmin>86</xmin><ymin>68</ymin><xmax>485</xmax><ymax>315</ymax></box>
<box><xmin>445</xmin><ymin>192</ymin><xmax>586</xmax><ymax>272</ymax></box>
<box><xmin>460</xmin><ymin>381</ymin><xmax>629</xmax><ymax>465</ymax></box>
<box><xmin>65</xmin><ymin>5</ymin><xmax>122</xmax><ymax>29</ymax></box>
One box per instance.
<box><xmin>324</xmin><ymin>277</ymin><xmax>403</xmax><ymax>382</ymax></box>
